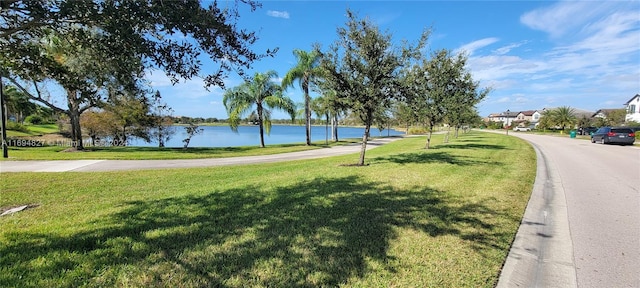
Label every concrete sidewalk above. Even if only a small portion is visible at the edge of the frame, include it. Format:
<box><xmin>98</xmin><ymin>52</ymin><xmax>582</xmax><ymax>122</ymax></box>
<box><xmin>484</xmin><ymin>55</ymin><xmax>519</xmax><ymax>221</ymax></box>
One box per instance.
<box><xmin>0</xmin><ymin>137</ymin><xmax>401</xmax><ymax>172</ymax></box>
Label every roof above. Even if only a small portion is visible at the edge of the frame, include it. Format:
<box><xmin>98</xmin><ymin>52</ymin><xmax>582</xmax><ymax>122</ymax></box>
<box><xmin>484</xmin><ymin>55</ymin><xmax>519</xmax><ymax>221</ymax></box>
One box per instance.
<box><xmin>592</xmin><ymin>108</ymin><xmax>625</xmax><ymax>117</ymax></box>
<box><xmin>488</xmin><ymin>112</ymin><xmax>518</xmax><ymax>117</ymax></box>
<box><xmin>624</xmin><ymin>94</ymin><xmax>640</xmax><ymax>105</ymax></box>
<box><xmin>519</xmin><ymin>110</ymin><xmax>538</xmax><ymax>116</ymax></box>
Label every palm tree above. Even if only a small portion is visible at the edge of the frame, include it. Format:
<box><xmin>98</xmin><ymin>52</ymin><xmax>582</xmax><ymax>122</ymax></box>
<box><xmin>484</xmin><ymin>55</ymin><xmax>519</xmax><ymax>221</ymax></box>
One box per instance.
<box><xmin>223</xmin><ymin>70</ymin><xmax>296</xmax><ymax>148</ymax></box>
<box><xmin>312</xmin><ymin>88</ymin><xmax>346</xmax><ymax>142</ymax></box>
<box><xmin>551</xmin><ymin>106</ymin><xmax>577</xmax><ymax>131</ymax></box>
<box><xmin>3</xmin><ymin>85</ymin><xmax>36</xmax><ymax>123</ymax></box>
<box><xmin>282</xmin><ymin>49</ymin><xmax>322</xmax><ymax>145</ymax></box>
<box><xmin>311</xmin><ymin>95</ymin><xmax>330</xmax><ymax>145</ymax></box>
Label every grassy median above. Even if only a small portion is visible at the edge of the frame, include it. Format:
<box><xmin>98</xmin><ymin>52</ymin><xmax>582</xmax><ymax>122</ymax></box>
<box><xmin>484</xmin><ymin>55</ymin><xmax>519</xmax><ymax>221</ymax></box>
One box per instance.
<box><xmin>0</xmin><ymin>132</ymin><xmax>536</xmax><ymax>287</ymax></box>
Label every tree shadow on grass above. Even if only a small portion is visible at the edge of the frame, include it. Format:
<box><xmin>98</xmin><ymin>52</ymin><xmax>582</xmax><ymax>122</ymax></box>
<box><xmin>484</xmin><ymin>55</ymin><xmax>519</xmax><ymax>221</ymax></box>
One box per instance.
<box><xmin>371</xmin><ymin>151</ymin><xmax>502</xmax><ymax>166</ymax></box>
<box><xmin>0</xmin><ymin>176</ymin><xmax>512</xmax><ymax>287</ymax></box>
<box><xmin>435</xmin><ymin>143</ymin><xmax>509</xmax><ymax>150</ymax></box>
<box><xmin>90</xmin><ymin>145</ymin><xmax>308</xmax><ymax>154</ymax></box>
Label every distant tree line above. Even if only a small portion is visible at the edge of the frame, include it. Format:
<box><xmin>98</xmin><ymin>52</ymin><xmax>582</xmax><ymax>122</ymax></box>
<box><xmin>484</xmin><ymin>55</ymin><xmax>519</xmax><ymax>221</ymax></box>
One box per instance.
<box><xmin>535</xmin><ymin>106</ymin><xmax>636</xmax><ymax>131</ymax></box>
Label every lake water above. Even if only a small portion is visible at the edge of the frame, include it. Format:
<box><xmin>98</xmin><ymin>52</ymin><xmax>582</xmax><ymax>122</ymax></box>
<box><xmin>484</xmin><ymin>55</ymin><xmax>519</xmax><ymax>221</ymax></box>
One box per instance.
<box><xmin>129</xmin><ymin>125</ymin><xmax>404</xmax><ymax>147</ymax></box>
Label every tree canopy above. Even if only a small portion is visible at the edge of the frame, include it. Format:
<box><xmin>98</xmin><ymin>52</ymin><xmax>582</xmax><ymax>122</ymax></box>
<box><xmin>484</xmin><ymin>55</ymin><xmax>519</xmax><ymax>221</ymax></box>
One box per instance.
<box><xmin>1</xmin><ymin>0</ymin><xmax>275</xmax><ymax>86</ymax></box>
<box><xmin>402</xmin><ymin>49</ymin><xmax>487</xmax><ymax>148</ymax></box>
<box><xmin>541</xmin><ymin>106</ymin><xmax>577</xmax><ymax>131</ymax></box>
<box><xmin>319</xmin><ymin>10</ymin><xmax>427</xmax><ymax>165</ymax></box>
<box><xmin>1</xmin><ymin>0</ymin><xmax>274</xmax><ymax>150</ymax></box>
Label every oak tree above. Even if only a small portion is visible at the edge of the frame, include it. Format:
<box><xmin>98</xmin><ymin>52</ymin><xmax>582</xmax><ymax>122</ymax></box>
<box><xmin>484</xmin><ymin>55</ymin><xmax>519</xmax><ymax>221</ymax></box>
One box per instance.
<box><xmin>1</xmin><ymin>0</ymin><xmax>275</xmax><ymax>150</ymax></box>
<box><xmin>320</xmin><ymin>10</ymin><xmax>426</xmax><ymax>165</ymax></box>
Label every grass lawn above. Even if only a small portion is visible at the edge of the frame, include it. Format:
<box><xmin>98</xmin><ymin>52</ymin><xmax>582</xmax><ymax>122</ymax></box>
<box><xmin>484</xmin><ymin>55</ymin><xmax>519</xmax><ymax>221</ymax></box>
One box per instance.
<box><xmin>5</xmin><ymin>124</ymin><xmax>60</xmax><ymax>137</ymax></box>
<box><xmin>25</xmin><ymin>124</ymin><xmax>60</xmax><ymax>135</ymax></box>
<box><xmin>0</xmin><ymin>132</ymin><xmax>536</xmax><ymax>287</ymax></box>
<box><xmin>2</xmin><ymin>139</ymin><xmax>360</xmax><ymax>160</ymax></box>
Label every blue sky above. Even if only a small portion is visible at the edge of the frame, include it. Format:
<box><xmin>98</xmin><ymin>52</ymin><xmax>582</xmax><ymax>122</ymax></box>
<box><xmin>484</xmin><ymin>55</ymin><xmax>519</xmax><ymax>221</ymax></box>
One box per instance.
<box><xmin>147</xmin><ymin>0</ymin><xmax>640</xmax><ymax>119</ymax></box>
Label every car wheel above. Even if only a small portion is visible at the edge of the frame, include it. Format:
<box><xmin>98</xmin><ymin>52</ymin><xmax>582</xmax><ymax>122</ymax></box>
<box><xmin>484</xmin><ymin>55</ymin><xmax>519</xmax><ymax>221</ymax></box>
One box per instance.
<box><xmin>591</xmin><ymin>137</ymin><xmax>595</xmax><ymax>143</ymax></box>
<box><xmin>600</xmin><ymin>137</ymin><xmax>606</xmax><ymax>144</ymax></box>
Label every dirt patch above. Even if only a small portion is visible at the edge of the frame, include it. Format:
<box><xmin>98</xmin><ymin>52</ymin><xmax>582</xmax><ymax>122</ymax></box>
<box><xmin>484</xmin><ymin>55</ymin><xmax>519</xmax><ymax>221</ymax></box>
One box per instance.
<box><xmin>23</xmin><ymin>133</ymin><xmax>70</xmax><ymax>142</ymax></box>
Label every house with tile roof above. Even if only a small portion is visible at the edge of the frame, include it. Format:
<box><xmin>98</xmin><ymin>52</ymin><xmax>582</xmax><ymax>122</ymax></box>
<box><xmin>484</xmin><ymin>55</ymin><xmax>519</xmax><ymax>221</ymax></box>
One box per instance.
<box><xmin>514</xmin><ymin>110</ymin><xmax>541</xmax><ymax>127</ymax></box>
<box><xmin>488</xmin><ymin>111</ymin><xmax>519</xmax><ymax>127</ymax></box>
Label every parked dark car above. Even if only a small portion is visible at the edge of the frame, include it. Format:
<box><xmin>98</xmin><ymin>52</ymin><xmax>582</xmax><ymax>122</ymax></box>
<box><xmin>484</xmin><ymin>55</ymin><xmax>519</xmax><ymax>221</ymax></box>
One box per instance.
<box><xmin>591</xmin><ymin>127</ymin><xmax>636</xmax><ymax>145</ymax></box>
<box><xmin>579</xmin><ymin>126</ymin><xmax>598</xmax><ymax>135</ymax></box>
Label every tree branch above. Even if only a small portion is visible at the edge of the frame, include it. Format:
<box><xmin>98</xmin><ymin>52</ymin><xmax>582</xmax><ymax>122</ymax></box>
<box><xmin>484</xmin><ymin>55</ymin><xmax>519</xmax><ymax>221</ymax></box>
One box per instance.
<box><xmin>4</xmin><ymin>77</ymin><xmax>66</xmax><ymax>114</ymax></box>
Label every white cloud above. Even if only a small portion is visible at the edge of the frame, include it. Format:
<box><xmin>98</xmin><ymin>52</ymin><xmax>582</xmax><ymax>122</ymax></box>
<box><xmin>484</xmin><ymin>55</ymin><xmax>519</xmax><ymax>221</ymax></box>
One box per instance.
<box><xmin>514</xmin><ymin>97</ymin><xmax>528</xmax><ymax>104</ymax></box>
<box><xmin>454</xmin><ymin>37</ymin><xmax>499</xmax><ymax>56</ymax></box>
<box><xmin>493</xmin><ymin>41</ymin><xmax>527</xmax><ymax>55</ymax></box>
<box><xmin>520</xmin><ymin>1</ymin><xmax>635</xmax><ymax>39</ymax></box>
<box><xmin>468</xmin><ymin>1</ymin><xmax>638</xmax><ymax>115</ymax></box>
<box><xmin>267</xmin><ymin>10</ymin><xmax>290</xmax><ymax>19</ymax></box>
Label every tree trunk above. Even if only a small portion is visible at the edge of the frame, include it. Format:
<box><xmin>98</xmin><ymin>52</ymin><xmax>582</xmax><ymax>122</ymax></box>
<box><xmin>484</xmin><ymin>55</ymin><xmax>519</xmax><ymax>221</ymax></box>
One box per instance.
<box><xmin>158</xmin><ymin>126</ymin><xmax>165</xmax><ymax>147</ymax></box>
<box><xmin>425</xmin><ymin>124</ymin><xmax>433</xmax><ymax>149</ymax></box>
<box><xmin>444</xmin><ymin>126</ymin><xmax>451</xmax><ymax>143</ymax></box>
<box><xmin>1</xmin><ymin>79</ymin><xmax>9</xmax><ymax>158</ymax></box>
<box><xmin>324</xmin><ymin>113</ymin><xmax>329</xmax><ymax>145</ymax></box>
<box><xmin>122</xmin><ymin>125</ymin><xmax>128</xmax><ymax>146</ymax></box>
<box><xmin>68</xmin><ymin>110</ymin><xmax>83</xmax><ymax>149</ymax></box>
<box><xmin>358</xmin><ymin>130</ymin><xmax>368</xmax><ymax>166</ymax></box>
<box><xmin>332</xmin><ymin>114</ymin><xmax>339</xmax><ymax>142</ymax></box>
<box><xmin>257</xmin><ymin>106</ymin><xmax>265</xmax><ymax>148</ymax></box>
<box><xmin>66</xmin><ymin>89</ymin><xmax>84</xmax><ymax>150</ymax></box>
<box><xmin>304</xmin><ymin>86</ymin><xmax>311</xmax><ymax>146</ymax></box>
<box><xmin>358</xmin><ymin>114</ymin><xmax>372</xmax><ymax>166</ymax></box>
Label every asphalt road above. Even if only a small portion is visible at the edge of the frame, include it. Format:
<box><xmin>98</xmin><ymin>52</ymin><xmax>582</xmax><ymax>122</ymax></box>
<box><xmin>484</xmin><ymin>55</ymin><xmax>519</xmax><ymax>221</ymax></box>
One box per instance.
<box><xmin>497</xmin><ymin>132</ymin><xmax>640</xmax><ymax>288</ymax></box>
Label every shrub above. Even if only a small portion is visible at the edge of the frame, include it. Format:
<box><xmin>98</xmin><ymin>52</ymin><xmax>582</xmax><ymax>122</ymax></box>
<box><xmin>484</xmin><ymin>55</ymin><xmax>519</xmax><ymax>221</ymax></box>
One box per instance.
<box><xmin>6</xmin><ymin>121</ymin><xmax>30</xmax><ymax>133</ymax></box>
<box><xmin>407</xmin><ymin>126</ymin><xmax>427</xmax><ymax>135</ymax></box>
<box><xmin>25</xmin><ymin>114</ymin><xmax>44</xmax><ymax>125</ymax></box>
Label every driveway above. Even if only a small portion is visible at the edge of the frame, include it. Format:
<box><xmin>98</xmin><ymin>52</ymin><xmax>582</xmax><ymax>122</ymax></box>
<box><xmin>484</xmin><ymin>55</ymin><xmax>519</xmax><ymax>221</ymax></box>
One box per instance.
<box><xmin>497</xmin><ymin>132</ymin><xmax>640</xmax><ymax>287</ymax></box>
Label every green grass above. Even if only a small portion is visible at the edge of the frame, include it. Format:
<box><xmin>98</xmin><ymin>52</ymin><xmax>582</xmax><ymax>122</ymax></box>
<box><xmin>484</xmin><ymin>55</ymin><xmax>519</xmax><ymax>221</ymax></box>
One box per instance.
<box><xmin>25</xmin><ymin>124</ymin><xmax>60</xmax><ymax>135</ymax></box>
<box><xmin>5</xmin><ymin>124</ymin><xmax>59</xmax><ymax>137</ymax></box>
<box><xmin>2</xmin><ymin>139</ymin><xmax>360</xmax><ymax>160</ymax></box>
<box><xmin>0</xmin><ymin>132</ymin><xmax>536</xmax><ymax>287</ymax></box>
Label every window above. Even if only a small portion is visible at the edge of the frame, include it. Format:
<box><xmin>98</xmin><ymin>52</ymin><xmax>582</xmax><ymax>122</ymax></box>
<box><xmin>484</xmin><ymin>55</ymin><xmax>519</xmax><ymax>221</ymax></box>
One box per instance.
<box><xmin>629</xmin><ymin>104</ymin><xmax>636</xmax><ymax>114</ymax></box>
<box><xmin>611</xmin><ymin>128</ymin><xmax>632</xmax><ymax>134</ymax></box>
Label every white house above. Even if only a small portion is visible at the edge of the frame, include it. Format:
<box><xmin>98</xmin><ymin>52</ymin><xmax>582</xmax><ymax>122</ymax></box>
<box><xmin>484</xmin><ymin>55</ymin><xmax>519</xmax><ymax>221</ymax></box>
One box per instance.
<box><xmin>514</xmin><ymin>110</ymin><xmax>541</xmax><ymax>127</ymax></box>
<box><xmin>592</xmin><ymin>109</ymin><xmax>625</xmax><ymax>119</ymax></box>
<box><xmin>499</xmin><ymin>111</ymin><xmax>518</xmax><ymax>127</ymax></box>
<box><xmin>624</xmin><ymin>94</ymin><xmax>640</xmax><ymax>123</ymax></box>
